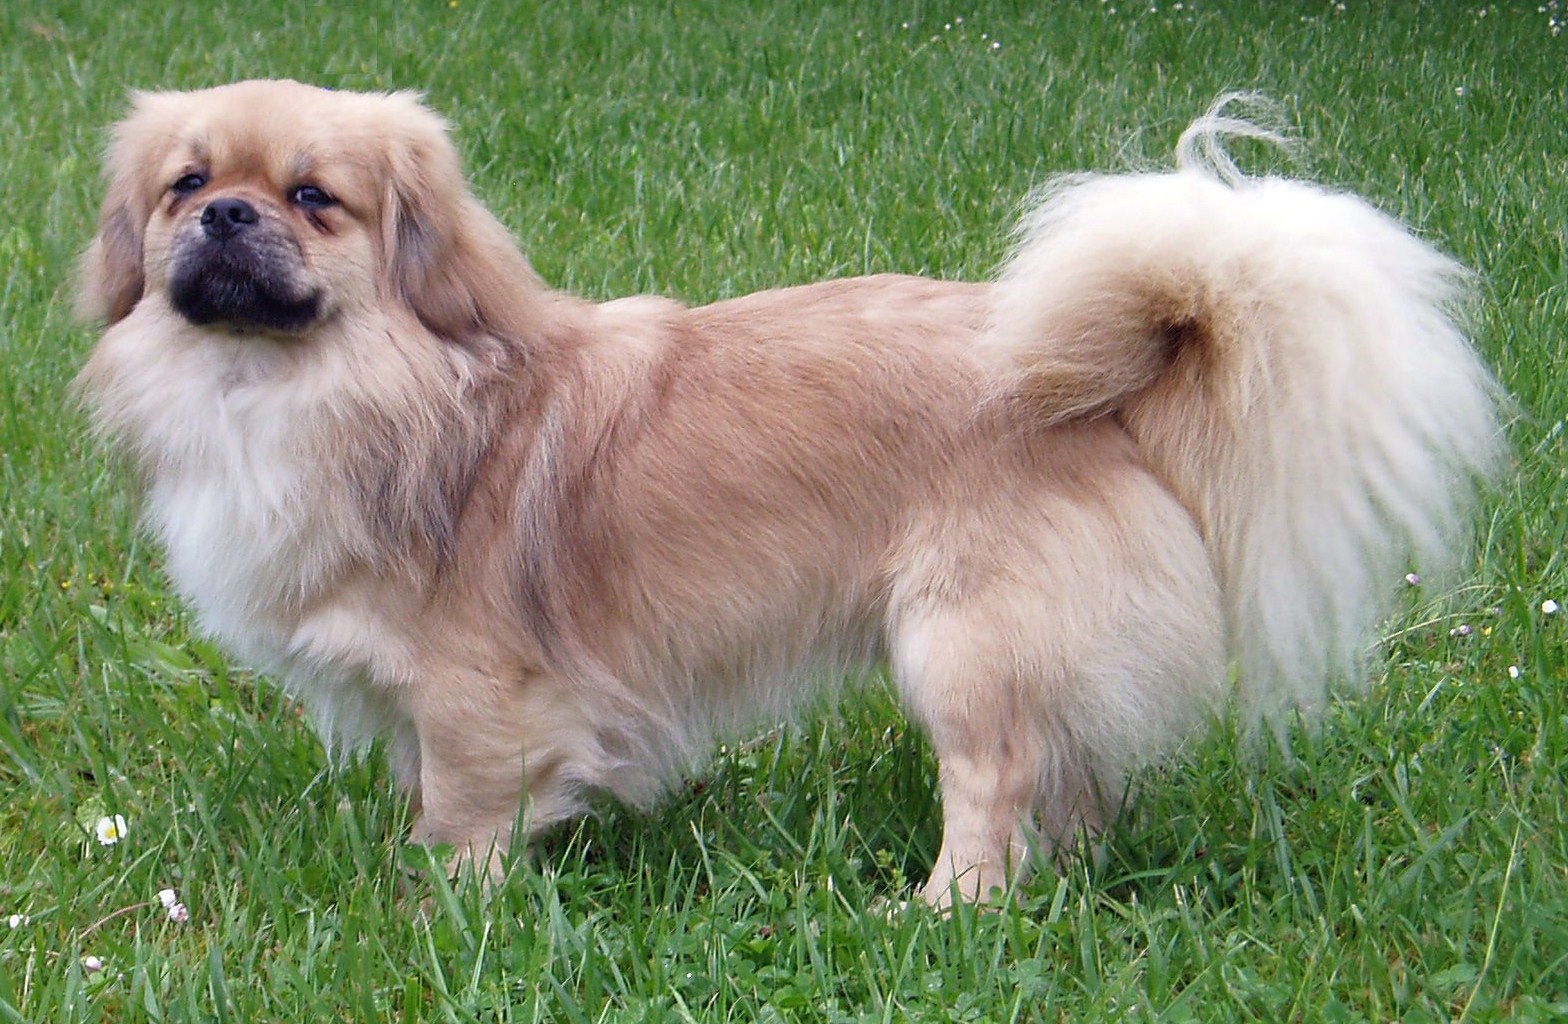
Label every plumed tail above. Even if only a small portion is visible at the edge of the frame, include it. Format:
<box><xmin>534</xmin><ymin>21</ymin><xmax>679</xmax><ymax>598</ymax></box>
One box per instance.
<box><xmin>980</xmin><ymin>99</ymin><xmax>1504</xmax><ymax>721</ymax></box>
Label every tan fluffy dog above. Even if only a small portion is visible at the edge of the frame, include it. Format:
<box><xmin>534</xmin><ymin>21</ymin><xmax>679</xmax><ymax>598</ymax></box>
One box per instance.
<box><xmin>78</xmin><ymin>81</ymin><xmax>1500</xmax><ymax>904</ymax></box>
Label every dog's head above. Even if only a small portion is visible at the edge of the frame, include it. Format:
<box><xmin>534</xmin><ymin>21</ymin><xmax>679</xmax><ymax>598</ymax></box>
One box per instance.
<box><xmin>80</xmin><ymin>79</ymin><xmax>538</xmax><ymax>346</ymax></box>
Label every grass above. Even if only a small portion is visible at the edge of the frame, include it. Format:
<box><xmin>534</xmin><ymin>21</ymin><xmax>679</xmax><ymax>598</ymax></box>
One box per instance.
<box><xmin>2</xmin><ymin>0</ymin><xmax>1566</xmax><ymax>1020</ymax></box>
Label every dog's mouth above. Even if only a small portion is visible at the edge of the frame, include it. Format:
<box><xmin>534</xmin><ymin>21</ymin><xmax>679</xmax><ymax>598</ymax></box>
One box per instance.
<box><xmin>168</xmin><ymin>200</ymin><xmax>324</xmax><ymax>335</ymax></box>
<box><xmin>169</xmin><ymin>254</ymin><xmax>323</xmax><ymax>334</ymax></box>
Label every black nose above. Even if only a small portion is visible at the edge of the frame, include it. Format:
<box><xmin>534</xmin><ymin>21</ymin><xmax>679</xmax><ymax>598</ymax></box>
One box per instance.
<box><xmin>200</xmin><ymin>197</ymin><xmax>259</xmax><ymax>240</ymax></box>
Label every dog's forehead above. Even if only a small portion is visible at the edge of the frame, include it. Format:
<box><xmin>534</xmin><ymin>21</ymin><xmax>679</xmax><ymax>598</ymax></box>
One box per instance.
<box><xmin>186</xmin><ymin>126</ymin><xmax>324</xmax><ymax>183</ymax></box>
<box><xmin>143</xmin><ymin>83</ymin><xmax>422</xmax><ymax>183</ymax></box>
<box><xmin>181</xmin><ymin>104</ymin><xmax>361</xmax><ymax>173</ymax></box>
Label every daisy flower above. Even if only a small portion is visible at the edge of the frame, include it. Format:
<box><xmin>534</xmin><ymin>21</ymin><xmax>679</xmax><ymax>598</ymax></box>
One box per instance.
<box><xmin>95</xmin><ymin>814</ymin><xmax>129</xmax><ymax>846</ymax></box>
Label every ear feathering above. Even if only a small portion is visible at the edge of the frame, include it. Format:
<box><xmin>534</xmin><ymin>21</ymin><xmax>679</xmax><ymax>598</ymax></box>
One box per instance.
<box><xmin>77</xmin><ymin>91</ymin><xmax>175</xmax><ymax>325</ymax></box>
<box><xmin>377</xmin><ymin>98</ymin><xmax>549</xmax><ymax>351</ymax></box>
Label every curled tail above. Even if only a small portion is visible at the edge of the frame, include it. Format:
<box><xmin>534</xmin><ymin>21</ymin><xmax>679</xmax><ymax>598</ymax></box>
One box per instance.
<box><xmin>980</xmin><ymin>97</ymin><xmax>1504</xmax><ymax>719</ymax></box>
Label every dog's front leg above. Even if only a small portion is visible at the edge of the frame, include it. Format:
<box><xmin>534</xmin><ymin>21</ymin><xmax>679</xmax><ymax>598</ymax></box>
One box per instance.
<box><xmin>402</xmin><ymin>671</ymin><xmax>589</xmax><ymax>884</ymax></box>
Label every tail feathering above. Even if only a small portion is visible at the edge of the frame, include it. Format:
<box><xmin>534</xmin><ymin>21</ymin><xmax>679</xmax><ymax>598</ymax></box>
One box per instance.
<box><xmin>983</xmin><ymin>102</ymin><xmax>1504</xmax><ymax>724</ymax></box>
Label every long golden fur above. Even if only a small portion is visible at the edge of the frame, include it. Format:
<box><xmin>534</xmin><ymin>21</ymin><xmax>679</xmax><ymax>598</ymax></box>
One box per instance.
<box><xmin>78</xmin><ymin>81</ymin><xmax>1501</xmax><ymax>905</ymax></box>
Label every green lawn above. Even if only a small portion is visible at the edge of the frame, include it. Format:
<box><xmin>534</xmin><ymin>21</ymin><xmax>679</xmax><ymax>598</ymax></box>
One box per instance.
<box><xmin>2</xmin><ymin>1</ymin><xmax>1565</xmax><ymax>1020</ymax></box>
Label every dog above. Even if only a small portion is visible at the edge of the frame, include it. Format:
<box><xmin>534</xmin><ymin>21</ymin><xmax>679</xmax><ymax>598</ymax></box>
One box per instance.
<box><xmin>76</xmin><ymin>80</ymin><xmax>1501</xmax><ymax>905</ymax></box>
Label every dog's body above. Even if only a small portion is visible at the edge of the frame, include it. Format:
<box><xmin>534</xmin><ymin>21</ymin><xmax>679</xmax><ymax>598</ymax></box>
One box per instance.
<box><xmin>78</xmin><ymin>81</ymin><xmax>1500</xmax><ymax>903</ymax></box>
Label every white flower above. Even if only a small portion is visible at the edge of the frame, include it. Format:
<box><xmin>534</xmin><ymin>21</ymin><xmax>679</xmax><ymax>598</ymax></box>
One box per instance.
<box><xmin>94</xmin><ymin>814</ymin><xmax>128</xmax><ymax>846</ymax></box>
<box><xmin>167</xmin><ymin>902</ymin><xmax>190</xmax><ymax>924</ymax></box>
<box><xmin>1508</xmin><ymin>665</ymin><xmax>1521</xmax><ymax>679</ymax></box>
<box><xmin>157</xmin><ymin>888</ymin><xmax>179</xmax><ymax>909</ymax></box>
<box><xmin>6</xmin><ymin>914</ymin><xmax>26</xmax><ymax>929</ymax></box>
<box><xmin>1542</xmin><ymin>599</ymin><xmax>1559</xmax><ymax>615</ymax></box>
<box><xmin>1404</xmin><ymin>572</ymin><xmax>1422</xmax><ymax>586</ymax></box>
<box><xmin>82</xmin><ymin>955</ymin><xmax>104</xmax><ymax>973</ymax></box>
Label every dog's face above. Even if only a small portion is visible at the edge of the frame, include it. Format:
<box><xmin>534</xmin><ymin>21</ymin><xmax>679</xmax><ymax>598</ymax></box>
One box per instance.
<box><xmin>80</xmin><ymin>79</ymin><xmax>515</xmax><ymax>345</ymax></box>
<box><xmin>159</xmin><ymin>156</ymin><xmax>342</xmax><ymax>333</ymax></box>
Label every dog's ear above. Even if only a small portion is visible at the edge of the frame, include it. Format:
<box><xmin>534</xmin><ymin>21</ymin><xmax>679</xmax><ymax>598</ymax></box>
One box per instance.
<box><xmin>380</xmin><ymin>98</ymin><xmax>545</xmax><ymax>348</ymax></box>
<box><xmin>78</xmin><ymin>95</ymin><xmax>167</xmax><ymax>325</ymax></box>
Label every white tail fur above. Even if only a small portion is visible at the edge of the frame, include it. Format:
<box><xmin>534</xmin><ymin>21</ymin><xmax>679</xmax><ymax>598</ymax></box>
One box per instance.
<box><xmin>981</xmin><ymin>96</ymin><xmax>1504</xmax><ymax>721</ymax></box>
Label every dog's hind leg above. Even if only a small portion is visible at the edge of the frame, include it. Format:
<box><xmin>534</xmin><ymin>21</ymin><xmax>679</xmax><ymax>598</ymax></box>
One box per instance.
<box><xmin>890</xmin><ymin>430</ymin><xmax>1226</xmax><ymax>906</ymax></box>
<box><xmin>893</xmin><ymin>594</ymin><xmax>1103</xmax><ymax>906</ymax></box>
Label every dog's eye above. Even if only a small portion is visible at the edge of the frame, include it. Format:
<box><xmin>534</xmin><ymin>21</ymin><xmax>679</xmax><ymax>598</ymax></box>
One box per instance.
<box><xmin>290</xmin><ymin>185</ymin><xmax>336</xmax><ymax>210</ymax></box>
<box><xmin>171</xmin><ymin>173</ymin><xmax>206</xmax><ymax>195</ymax></box>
